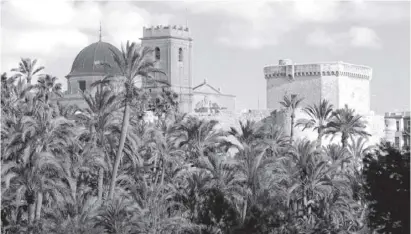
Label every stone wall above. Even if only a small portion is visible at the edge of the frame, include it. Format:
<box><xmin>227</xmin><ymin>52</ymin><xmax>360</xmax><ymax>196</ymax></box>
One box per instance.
<box><xmin>191</xmin><ymin>109</ymin><xmax>385</xmax><ymax>148</ymax></box>
<box><xmin>264</xmin><ymin>60</ymin><xmax>372</xmax><ymax>115</ymax></box>
<box><xmin>266</xmin><ymin>75</ymin><xmax>322</xmax><ymax>110</ymax></box>
<box><xmin>67</xmin><ymin>75</ymin><xmax>105</xmax><ymax>94</ymax></box>
<box><xmin>338</xmin><ymin>76</ymin><xmax>370</xmax><ymax>114</ymax></box>
<box><xmin>266</xmin><ymin>74</ymin><xmax>370</xmax><ymax>115</ymax></box>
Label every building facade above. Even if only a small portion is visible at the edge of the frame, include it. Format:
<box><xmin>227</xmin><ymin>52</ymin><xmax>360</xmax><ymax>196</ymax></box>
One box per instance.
<box><xmin>192</xmin><ymin>79</ymin><xmax>235</xmax><ymax>114</ymax></box>
<box><xmin>264</xmin><ymin>59</ymin><xmax>372</xmax><ymax>115</ymax></box>
<box><xmin>384</xmin><ymin>111</ymin><xmax>410</xmax><ymax>149</ymax></box>
<box><xmin>263</xmin><ymin>59</ymin><xmax>384</xmax><ymax>146</ymax></box>
<box><xmin>57</xmin><ymin>25</ymin><xmax>236</xmax><ymax>112</ymax></box>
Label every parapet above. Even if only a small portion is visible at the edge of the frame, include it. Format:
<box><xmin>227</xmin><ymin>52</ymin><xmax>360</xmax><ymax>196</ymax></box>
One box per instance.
<box><xmin>264</xmin><ymin>61</ymin><xmax>373</xmax><ymax>80</ymax></box>
<box><xmin>143</xmin><ymin>25</ymin><xmax>191</xmax><ymax>39</ymax></box>
<box><xmin>385</xmin><ymin>111</ymin><xmax>411</xmax><ymax>118</ymax></box>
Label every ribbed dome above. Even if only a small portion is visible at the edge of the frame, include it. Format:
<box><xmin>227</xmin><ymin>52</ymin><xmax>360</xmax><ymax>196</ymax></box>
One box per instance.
<box><xmin>67</xmin><ymin>41</ymin><xmax>122</xmax><ymax>78</ymax></box>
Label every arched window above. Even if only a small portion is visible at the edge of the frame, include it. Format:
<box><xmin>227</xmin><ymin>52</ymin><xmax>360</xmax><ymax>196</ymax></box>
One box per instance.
<box><xmin>178</xmin><ymin>48</ymin><xmax>183</xmax><ymax>62</ymax></box>
<box><xmin>155</xmin><ymin>47</ymin><xmax>160</xmax><ymax>60</ymax></box>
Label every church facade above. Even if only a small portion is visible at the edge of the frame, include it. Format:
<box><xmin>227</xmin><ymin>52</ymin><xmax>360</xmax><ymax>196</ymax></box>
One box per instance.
<box><xmin>57</xmin><ymin>25</ymin><xmax>236</xmax><ymax>113</ymax></box>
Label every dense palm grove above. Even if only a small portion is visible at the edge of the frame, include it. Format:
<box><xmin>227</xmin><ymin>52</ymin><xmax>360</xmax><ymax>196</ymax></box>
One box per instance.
<box><xmin>1</xmin><ymin>42</ymin><xmax>409</xmax><ymax>234</ymax></box>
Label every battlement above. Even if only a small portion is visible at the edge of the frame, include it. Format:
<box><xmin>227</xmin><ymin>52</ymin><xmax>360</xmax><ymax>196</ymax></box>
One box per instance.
<box><xmin>142</xmin><ymin>25</ymin><xmax>191</xmax><ymax>39</ymax></box>
<box><xmin>264</xmin><ymin>60</ymin><xmax>373</xmax><ymax>80</ymax></box>
<box><xmin>385</xmin><ymin>111</ymin><xmax>410</xmax><ymax>118</ymax></box>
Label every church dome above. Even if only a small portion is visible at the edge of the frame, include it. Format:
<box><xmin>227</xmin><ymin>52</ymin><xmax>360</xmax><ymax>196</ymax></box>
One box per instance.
<box><xmin>67</xmin><ymin>41</ymin><xmax>122</xmax><ymax>78</ymax></box>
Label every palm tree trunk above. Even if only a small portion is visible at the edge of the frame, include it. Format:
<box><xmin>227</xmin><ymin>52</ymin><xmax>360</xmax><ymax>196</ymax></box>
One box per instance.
<box><xmin>160</xmin><ymin>160</ymin><xmax>165</xmax><ymax>187</ymax></box>
<box><xmin>341</xmin><ymin>132</ymin><xmax>348</xmax><ymax>148</ymax></box>
<box><xmin>98</xmin><ymin>131</ymin><xmax>105</xmax><ymax>201</ymax></box>
<box><xmin>290</xmin><ymin>112</ymin><xmax>295</xmax><ymax>144</ymax></box>
<box><xmin>317</xmin><ymin>129</ymin><xmax>323</xmax><ymax>149</ymax></box>
<box><xmin>108</xmin><ymin>103</ymin><xmax>130</xmax><ymax>200</ymax></box>
<box><xmin>28</xmin><ymin>203</ymin><xmax>35</xmax><ymax>224</ymax></box>
<box><xmin>35</xmin><ymin>192</ymin><xmax>43</xmax><ymax>220</ymax></box>
<box><xmin>98</xmin><ymin>168</ymin><xmax>104</xmax><ymax>200</ymax></box>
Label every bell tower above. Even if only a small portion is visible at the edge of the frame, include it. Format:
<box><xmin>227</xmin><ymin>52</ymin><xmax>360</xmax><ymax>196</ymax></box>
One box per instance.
<box><xmin>141</xmin><ymin>25</ymin><xmax>193</xmax><ymax>113</ymax></box>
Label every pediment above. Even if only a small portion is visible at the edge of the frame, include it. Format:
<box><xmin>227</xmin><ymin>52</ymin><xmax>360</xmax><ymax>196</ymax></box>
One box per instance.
<box><xmin>193</xmin><ymin>82</ymin><xmax>220</xmax><ymax>94</ymax></box>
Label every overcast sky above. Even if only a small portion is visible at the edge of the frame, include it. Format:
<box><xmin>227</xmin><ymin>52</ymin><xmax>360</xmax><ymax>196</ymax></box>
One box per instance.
<box><xmin>1</xmin><ymin>0</ymin><xmax>410</xmax><ymax>114</ymax></box>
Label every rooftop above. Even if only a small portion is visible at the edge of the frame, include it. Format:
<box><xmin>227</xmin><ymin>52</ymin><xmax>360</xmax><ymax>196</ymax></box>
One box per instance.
<box><xmin>67</xmin><ymin>41</ymin><xmax>122</xmax><ymax>78</ymax></box>
<box><xmin>264</xmin><ymin>59</ymin><xmax>372</xmax><ymax>80</ymax></box>
<box><xmin>385</xmin><ymin>111</ymin><xmax>411</xmax><ymax>117</ymax></box>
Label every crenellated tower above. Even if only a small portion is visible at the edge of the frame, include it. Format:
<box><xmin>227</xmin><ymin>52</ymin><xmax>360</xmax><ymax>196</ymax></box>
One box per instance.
<box><xmin>264</xmin><ymin>59</ymin><xmax>373</xmax><ymax>115</ymax></box>
<box><xmin>140</xmin><ymin>25</ymin><xmax>193</xmax><ymax>112</ymax></box>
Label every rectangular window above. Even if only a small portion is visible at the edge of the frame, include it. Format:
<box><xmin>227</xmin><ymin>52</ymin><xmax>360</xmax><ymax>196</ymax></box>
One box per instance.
<box><xmin>396</xmin><ymin>120</ymin><xmax>400</xmax><ymax>131</ymax></box>
<box><xmin>78</xmin><ymin>81</ymin><xmax>86</xmax><ymax>92</ymax></box>
<box><xmin>395</xmin><ymin>137</ymin><xmax>400</xmax><ymax>148</ymax></box>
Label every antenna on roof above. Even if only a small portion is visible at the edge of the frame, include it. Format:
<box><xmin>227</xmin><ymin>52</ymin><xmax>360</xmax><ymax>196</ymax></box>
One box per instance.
<box><xmin>99</xmin><ymin>21</ymin><xmax>102</xmax><ymax>42</ymax></box>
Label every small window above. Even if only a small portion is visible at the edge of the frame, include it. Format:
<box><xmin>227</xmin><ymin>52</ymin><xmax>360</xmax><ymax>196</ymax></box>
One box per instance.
<box><xmin>149</xmin><ymin>89</ymin><xmax>152</xmax><ymax>93</ymax></box>
<box><xmin>396</xmin><ymin>120</ymin><xmax>400</xmax><ymax>131</ymax></box>
<box><xmin>155</xmin><ymin>47</ymin><xmax>160</xmax><ymax>60</ymax></box>
<box><xmin>395</xmin><ymin>137</ymin><xmax>400</xmax><ymax>148</ymax></box>
<box><xmin>178</xmin><ymin>48</ymin><xmax>183</xmax><ymax>62</ymax></box>
<box><xmin>78</xmin><ymin>81</ymin><xmax>86</xmax><ymax>92</ymax></box>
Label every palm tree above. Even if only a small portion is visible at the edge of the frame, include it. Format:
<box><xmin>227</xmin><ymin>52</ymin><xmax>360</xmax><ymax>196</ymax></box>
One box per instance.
<box><xmin>42</xmin><ymin>195</ymin><xmax>103</xmax><ymax>234</ymax></box>
<box><xmin>174</xmin><ymin>116</ymin><xmax>226</xmax><ymax>164</ymax></box>
<box><xmin>78</xmin><ymin>85</ymin><xmax>120</xmax><ymax>200</ymax></box>
<box><xmin>347</xmin><ymin>137</ymin><xmax>375</xmax><ymax>171</ymax></box>
<box><xmin>1</xmin><ymin>73</ymin><xmax>22</xmax><ymax>114</ymax></box>
<box><xmin>325</xmin><ymin>105</ymin><xmax>370</xmax><ymax>148</ymax></box>
<box><xmin>94</xmin><ymin>41</ymin><xmax>165</xmax><ymax>200</ymax></box>
<box><xmin>94</xmin><ymin>197</ymin><xmax>135</xmax><ymax>234</ymax></box>
<box><xmin>227</xmin><ymin>120</ymin><xmax>264</xmax><ymax>148</ymax></box>
<box><xmin>145</xmin><ymin>129</ymin><xmax>185</xmax><ymax>187</ymax></box>
<box><xmin>259</xmin><ymin>122</ymin><xmax>289</xmax><ymax>157</ymax></box>
<box><xmin>3</xmin><ymin>99</ymin><xmax>76</xmax><ymax>224</ymax></box>
<box><xmin>196</xmin><ymin>153</ymin><xmax>243</xmax><ymax>205</ymax></box>
<box><xmin>280</xmin><ymin>94</ymin><xmax>304</xmax><ymax>144</ymax></box>
<box><xmin>234</xmin><ymin>144</ymin><xmax>284</xmax><ymax>224</ymax></box>
<box><xmin>31</xmin><ymin>74</ymin><xmax>63</xmax><ymax>103</ymax></box>
<box><xmin>2</xmin><ymin>152</ymin><xmax>66</xmax><ymax>225</ymax></box>
<box><xmin>11</xmin><ymin>58</ymin><xmax>44</xmax><ymax>85</ymax></box>
<box><xmin>171</xmin><ymin>171</ymin><xmax>211</xmax><ymax>224</ymax></box>
<box><xmin>296</xmin><ymin>99</ymin><xmax>334</xmax><ymax>149</ymax></box>
<box><xmin>286</xmin><ymin>140</ymin><xmax>347</xmax><ymax>228</ymax></box>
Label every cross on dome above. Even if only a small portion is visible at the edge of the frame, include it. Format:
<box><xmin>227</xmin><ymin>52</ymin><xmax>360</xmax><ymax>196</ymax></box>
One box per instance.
<box><xmin>99</xmin><ymin>21</ymin><xmax>102</xmax><ymax>42</ymax></box>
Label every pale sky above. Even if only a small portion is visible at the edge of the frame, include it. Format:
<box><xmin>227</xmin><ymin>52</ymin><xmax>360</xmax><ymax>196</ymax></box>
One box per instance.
<box><xmin>1</xmin><ymin>0</ymin><xmax>410</xmax><ymax>114</ymax></box>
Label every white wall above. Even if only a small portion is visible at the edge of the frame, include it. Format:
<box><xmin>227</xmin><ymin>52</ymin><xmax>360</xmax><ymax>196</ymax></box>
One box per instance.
<box><xmin>338</xmin><ymin>76</ymin><xmax>370</xmax><ymax>114</ymax></box>
<box><xmin>266</xmin><ymin>75</ymin><xmax>322</xmax><ymax>109</ymax></box>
